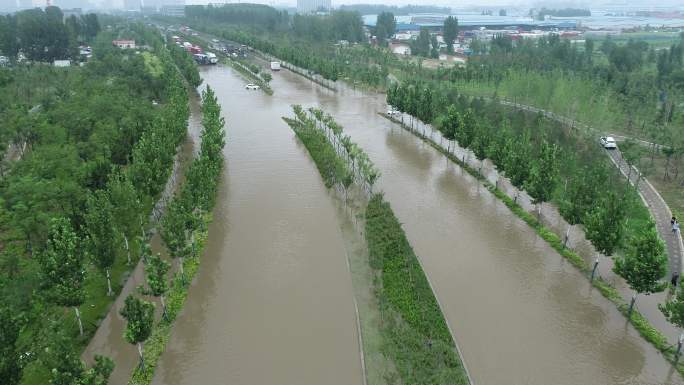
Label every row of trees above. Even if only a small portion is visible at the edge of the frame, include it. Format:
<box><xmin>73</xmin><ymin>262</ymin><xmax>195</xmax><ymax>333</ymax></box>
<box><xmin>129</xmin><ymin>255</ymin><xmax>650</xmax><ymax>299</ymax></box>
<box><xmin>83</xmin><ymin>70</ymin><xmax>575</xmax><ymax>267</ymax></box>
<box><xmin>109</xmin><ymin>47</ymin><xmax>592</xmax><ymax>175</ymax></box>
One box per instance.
<box><xmin>447</xmin><ymin>33</ymin><xmax>684</xmax><ymax>139</ymax></box>
<box><xmin>123</xmin><ymin>85</ymin><xmax>226</xmax><ymax>370</ymax></box>
<box><xmin>0</xmin><ymin>7</ymin><xmax>100</xmax><ymax>62</ymax></box>
<box><xmin>184</xmin><ymin>3</ymin><xmax>365</xmax><ymax>43</ymax></box>
<box><xmin>290</xmin><ymin>105</ymin><xmax>380</xmax><ymax>195</ymax></box>
<box><xmin>388</xmin><ymin>82</ymin><xmax>671</xmax><ymax>327</ymax></box>
<box><xmin>0</xmin><ymin>24</ymin><xmax>194</xmax><ymax>384</ymax></box>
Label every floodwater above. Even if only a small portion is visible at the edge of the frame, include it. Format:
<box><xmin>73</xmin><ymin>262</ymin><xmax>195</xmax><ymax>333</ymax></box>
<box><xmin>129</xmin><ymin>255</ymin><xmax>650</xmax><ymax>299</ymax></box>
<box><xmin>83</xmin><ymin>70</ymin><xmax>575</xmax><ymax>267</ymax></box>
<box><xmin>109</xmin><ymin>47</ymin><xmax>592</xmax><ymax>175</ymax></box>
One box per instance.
<box><xmin>149</xmin><ymin>63</ymin><xmax>682</xmax><ymax>385</ymax></box>
<box><xmin>150</xmin><ymin>66</ymin><xmax>363</xmax><ymax>385</ymax></box>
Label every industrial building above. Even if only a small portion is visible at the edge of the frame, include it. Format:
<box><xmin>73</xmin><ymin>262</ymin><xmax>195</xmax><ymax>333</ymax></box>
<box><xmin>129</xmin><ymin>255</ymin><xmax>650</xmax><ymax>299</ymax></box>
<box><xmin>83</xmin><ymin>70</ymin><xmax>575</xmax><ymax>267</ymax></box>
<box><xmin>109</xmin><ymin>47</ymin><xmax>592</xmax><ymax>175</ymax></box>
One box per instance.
<box><xmin>296</xmin><ymin>0</ymin><xmax>331</xmax><ymax>14</ymax></box>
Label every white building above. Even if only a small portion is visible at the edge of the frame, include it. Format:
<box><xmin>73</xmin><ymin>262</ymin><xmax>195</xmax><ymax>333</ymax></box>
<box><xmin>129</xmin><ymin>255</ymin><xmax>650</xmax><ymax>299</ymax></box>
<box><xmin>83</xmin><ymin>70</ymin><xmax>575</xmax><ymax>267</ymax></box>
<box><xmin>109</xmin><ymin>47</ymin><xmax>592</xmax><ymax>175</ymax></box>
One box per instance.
<box><xmin>296</xmin><ymin>0</ymin><xmax>330</xmax><ymax>14</ymax></box>
<box><xmin>113</xmin><ymin>40</ymin><xmax>136</xmax><ymax>49</ymax></box>
<box><xmin>160</xmin><ymin>5</ymin><xmax>184</xmax><ymax>17</ymax></box>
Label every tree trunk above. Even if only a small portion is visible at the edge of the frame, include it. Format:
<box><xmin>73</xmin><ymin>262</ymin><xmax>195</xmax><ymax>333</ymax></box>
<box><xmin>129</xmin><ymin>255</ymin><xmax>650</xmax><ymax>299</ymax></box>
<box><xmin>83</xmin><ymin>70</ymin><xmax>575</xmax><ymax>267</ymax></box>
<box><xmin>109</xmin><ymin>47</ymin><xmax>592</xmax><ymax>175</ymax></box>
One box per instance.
<box><xmin>106</xmin><ymin>269</ymin><xmax>112</xmax><ymax>296</ymax></box>
<box><xmin>137</xmin><ymin>342</ymin><xmax>144</xmax><ymax>369</ymax></box>
<box><xmin>161</xmin><ymin>295</ymin><xmax>167</xmax><ymax>320</ymax></box>
<box><xmin>124</xmin><ymin>234</ymin><xmax>131</xmax><ymax>265</ymax></box>
<box><xmin>74</xmin><ymin>307</ymin><xmax>84</xmax><ymax>336</ymax></box>
<box><xmin>628</xmin><ymin>293</ymin><xmax>637</xmax><ymax>318</ymax></box>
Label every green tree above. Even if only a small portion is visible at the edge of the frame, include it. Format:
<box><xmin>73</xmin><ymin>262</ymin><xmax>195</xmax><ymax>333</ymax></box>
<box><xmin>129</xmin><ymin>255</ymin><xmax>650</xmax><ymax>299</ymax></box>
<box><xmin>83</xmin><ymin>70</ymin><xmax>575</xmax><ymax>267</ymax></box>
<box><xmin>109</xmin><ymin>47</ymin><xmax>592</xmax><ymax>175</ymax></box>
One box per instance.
<box><xmin>38</xmin><ymin>218</ymin><xmax>86</xmax><ymax>336</ymax></box>
<box><xmin>84</xmin><ymin>190</ymin><xmax>117</xmax><ymax>296</ymax></box>
<box><xmin>0</xmin><ymin>305</ymin><xmax>22</xmax><ymax>385</ymax></box>
<box><xmin>107</xmin><ymin>171</ymin><xmax>141</xmax><ymax>265</ymax></box>
<box><xmin>660</xmin><ymin>288</ymin><xmax>684</xmax><ymax>355</ymax></box>
<box><xmin>584</xmin><ymin>191</ymin><xmax>625</xmax><ymax>256</ymax></box>
<box><xmin>375</xmin><ymin>12</ymin><xmax>396</xmax><ymax>44</ymax></box>
<box><xmin>412</xmin><ymin>28</ymin><xmax>431</xmax><ymax>57</ymax></box>
<box><xmin>43</xmin><ymin>330</ymin><xmax>114</xmax><ymax>385</ymax></box>
<box><xmin>525</xmin><ymin>139</ymin><xmax>560</xmax><ymax>213</ymax></box>
<box><xmin>120</xmin><ymin>295</ymin><xmax>155</xmax><ymax>368</ymax></box>
<box><xmin>0</xmin><ymin>15</ymin><xmax>19</xmax><ymax>58</ymax></box>
<box><xmin>443</xmin><ymin>16</ymin><xmax>459</xmax><ymax>54</ymax></box>
<box><xmin>614</xmin><ymin>224</ymin><xmax>668</xmax><ymax>317</ymax></box>
<box><xmin>141</xmin><ymin>249</ymin><xmax>170</xmax><ymax>319</ymax></box>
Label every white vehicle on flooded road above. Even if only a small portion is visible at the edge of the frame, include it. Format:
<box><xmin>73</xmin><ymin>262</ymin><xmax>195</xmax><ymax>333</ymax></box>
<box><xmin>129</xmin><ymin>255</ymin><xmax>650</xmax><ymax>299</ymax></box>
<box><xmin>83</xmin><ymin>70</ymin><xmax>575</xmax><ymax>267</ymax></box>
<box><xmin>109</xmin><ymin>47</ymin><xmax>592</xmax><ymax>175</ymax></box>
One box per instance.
<box><xmin>245</xmin><ymin>83</ymin><xmax>260</xmax><ymax>90</ymax></box>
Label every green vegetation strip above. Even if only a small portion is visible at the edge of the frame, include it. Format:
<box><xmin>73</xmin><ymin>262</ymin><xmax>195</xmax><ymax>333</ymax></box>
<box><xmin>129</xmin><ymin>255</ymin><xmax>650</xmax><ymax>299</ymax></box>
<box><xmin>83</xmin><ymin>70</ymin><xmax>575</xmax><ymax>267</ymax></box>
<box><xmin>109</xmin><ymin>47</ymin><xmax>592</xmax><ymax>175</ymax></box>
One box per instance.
<box><xmin>284</xmin><ymin>108</ymin><xmax>470</xmax><ymax>385</ymax></box>
<box><xmin>127</xmin><ymin>229</ymin><xmax>205</xmax><ymax>385</ymax></box>
<box><xmin>365</xmin><ymin>194</ymin><xmax>470</xmax><ymax>385</ymax></box>
<box><xmin>127</xmin><ymin>86</ymin><xmax>226</xmax><ymax>384</ymax></box>
<box><xmin>381</xmin><ymin>112</ymin><xmax>684</xmax><ymax>376</ymax></box>
<box><xmin>282</xmin><ymin>117</ymin><xmax>351</xmax><ymax>188</ymax></box>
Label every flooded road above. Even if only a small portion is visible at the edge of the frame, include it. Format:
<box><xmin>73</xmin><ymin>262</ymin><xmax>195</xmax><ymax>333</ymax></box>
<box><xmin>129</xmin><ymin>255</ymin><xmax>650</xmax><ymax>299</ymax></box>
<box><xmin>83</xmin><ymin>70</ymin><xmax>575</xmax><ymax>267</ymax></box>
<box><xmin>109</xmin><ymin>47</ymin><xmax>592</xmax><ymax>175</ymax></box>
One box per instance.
<box><xmin>150</xmin><ymin>66</ymin><xmax>363</xmax><ymax>385</ymax></box>
<box><xmin>318</xmin><ymin>87</ymin><xmax>683</xmax><ymax>384</ymax></box>
<box><xmin>151</xmin><ymin>63</ymin><xmax>681</xmax><ymax>385</ymax></box>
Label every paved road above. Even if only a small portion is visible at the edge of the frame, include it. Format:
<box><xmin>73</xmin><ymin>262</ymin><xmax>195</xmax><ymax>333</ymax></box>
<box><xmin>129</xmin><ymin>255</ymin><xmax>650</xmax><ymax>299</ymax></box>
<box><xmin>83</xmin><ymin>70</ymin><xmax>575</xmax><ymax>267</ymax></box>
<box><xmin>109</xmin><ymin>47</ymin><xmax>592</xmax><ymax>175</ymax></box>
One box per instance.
<box><xmin>499</xmin><ymin>99</ymin><xmax>665</xmax><ymax>149</ymax></box>
<box><xmin>499</xmin><ymin>98</ymin><xmax>683</xmax><ymax>276</ymax></box>
<box><xmin>606</xmin><ymin>148</ymin><xmax>683</xmax><ymax>275</ymax></box>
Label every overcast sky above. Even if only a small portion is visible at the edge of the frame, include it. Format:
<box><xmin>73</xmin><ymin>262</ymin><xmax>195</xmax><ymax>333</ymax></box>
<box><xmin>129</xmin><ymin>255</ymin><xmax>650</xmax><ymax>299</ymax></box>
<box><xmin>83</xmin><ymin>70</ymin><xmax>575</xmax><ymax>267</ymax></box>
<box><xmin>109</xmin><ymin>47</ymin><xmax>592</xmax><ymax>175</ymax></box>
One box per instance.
<box><xmin>26</xmin><ymin>0</ymin><xmax>684</xmax><ymax>11</ymax></box>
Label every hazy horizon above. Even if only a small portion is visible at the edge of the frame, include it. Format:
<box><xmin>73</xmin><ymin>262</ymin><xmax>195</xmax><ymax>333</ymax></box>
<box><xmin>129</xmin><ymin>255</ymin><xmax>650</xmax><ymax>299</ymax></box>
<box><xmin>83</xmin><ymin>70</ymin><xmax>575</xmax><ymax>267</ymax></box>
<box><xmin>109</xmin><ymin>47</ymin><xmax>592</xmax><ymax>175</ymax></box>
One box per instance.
<box><xmin>14</xmin><ymin>0</ymin><xmax>684</xmax><ymax>11</ymax></box>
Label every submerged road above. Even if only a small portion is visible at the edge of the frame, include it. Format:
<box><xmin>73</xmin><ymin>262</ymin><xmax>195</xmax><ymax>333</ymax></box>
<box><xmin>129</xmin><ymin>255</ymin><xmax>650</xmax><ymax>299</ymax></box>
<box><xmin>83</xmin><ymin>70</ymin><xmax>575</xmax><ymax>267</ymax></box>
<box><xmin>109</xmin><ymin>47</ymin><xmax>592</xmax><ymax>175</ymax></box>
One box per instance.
<box><xmin>150</xmin><ymin>65</ymin><xmax>364</xmax><ymax>385</ymax></box>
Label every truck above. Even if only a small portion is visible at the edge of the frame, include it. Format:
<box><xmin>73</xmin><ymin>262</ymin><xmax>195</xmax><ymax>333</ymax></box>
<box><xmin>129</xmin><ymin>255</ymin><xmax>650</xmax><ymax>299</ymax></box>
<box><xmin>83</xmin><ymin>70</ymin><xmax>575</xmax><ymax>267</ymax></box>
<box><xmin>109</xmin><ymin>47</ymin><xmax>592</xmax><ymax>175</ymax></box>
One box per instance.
<box><xmin>193</xmin><ymin>53</ymin><xmax>209</xmax><ymax>65</ymax></box>
<box><xmin>270</xmin><ymin>61</ymin><xmax>281</xmax><ymax>71</ymax></box>
<box><xmin>206</xmin><ymin>52</ymin><xmax>218</xmax><ymax>65</ymax></box>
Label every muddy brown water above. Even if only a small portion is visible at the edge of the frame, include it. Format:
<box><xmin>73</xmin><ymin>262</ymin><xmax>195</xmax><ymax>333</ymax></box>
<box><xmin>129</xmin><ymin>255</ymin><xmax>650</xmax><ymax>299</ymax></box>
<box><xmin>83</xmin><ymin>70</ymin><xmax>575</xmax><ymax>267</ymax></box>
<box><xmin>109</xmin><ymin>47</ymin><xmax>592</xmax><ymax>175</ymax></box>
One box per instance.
<box><xmin>145</xmin><ymin>63</ymin><xmax>683</xmax><ymax>385</ymax></box>
<box><xmin>149</xmin><ymin>66</ymin><xmax>364</xmax><ymax>385</ymax></box>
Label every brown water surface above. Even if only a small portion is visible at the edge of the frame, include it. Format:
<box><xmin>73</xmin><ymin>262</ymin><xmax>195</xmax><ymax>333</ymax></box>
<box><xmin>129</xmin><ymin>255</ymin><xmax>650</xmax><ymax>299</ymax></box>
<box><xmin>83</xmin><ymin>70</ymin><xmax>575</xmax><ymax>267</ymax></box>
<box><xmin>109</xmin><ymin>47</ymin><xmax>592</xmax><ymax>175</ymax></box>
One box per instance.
<box><xmin>151</xmin><ymin>64</ymin><xmax>681</xmax><ymax>385</ymax></box>
<box><xmin>150</xmin><ymin>66</ymin><xmax>364</xmax><ymax>385</ymax></box>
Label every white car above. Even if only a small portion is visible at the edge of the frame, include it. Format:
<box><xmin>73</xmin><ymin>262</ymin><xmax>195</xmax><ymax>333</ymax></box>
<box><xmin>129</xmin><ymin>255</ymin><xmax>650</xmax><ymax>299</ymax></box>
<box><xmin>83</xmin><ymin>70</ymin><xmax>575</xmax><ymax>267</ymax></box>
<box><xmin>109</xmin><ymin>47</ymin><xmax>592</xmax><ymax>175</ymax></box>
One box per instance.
<box><xmin>386</xmin><ymin>107</ymin><xmax>399</xmax><ymax>115</ymax></box>
<box><xmin>245</xmin><ymin>83</ymin><xmax>260</xmax><ymax>90</ymax></box>
<box><xmin>600</xmin><ymin>136</ymin><xmax>617</xmax><ymax>149</ymax></box>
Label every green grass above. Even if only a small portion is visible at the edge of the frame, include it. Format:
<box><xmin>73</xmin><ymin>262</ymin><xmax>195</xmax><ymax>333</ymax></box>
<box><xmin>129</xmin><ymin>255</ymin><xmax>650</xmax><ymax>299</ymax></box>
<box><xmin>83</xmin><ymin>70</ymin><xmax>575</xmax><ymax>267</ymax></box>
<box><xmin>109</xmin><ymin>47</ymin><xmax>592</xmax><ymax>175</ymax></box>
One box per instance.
<box><xmin>365</xmin><ymin>194</ymin><xmax>470</xmax><ymax>385</ymax></box>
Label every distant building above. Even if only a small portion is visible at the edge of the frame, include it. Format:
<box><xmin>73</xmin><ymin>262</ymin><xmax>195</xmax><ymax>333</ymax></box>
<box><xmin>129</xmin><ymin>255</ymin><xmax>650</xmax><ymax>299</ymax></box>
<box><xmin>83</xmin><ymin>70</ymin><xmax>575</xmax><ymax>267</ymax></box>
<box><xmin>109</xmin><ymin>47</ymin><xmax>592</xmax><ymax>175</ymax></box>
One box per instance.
<box><xmin>160</xmin><ymin>5</ymin><xmax>184</xmax><ymax>17</ymax></box>
<box><xmin>123</xmin><ymin>0</ymin><xmax>141</xmax><ymax>12</ymax></box>
<box><xmin>113</xmin><ymin>40</ymin><xmax>136</xmax><ymax>49</ymax></box>
<box><xmin>53</xmin><ymin>60</ymin><xmax>71</xmax><ymax>67</ymax></box>
<box><xmin>62</xmin><ymin>8</ymin><xmax>83</xmax><ymax>17</ymax></box>
<box><xmin>160</xmin><ymin>0</ymin><xmax>185</xmax><ymax>17</ymax></box>
<box><xmin>296</xmin><ymin>0</ymin><xmax>330</xmax><ymax>14</ymax></box>
<box><xmin>54</xmin><ymin>0</ymin><xmax>90</xmax><ymax>9</ymax></box>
